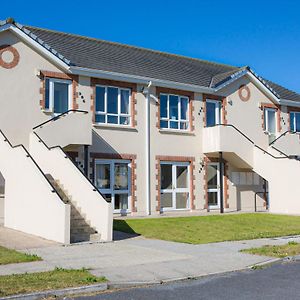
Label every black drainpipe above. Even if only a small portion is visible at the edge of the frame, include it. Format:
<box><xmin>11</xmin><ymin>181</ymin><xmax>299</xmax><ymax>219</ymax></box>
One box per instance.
<box><xmin>219</xmin><ymin>152</ymin><xmax>224</xmax><ymax>214</ymax></box>
<box><xmin>84</xmin><ymin>145</ymin><xmax>89</xmax><ymax>177</ymax></box>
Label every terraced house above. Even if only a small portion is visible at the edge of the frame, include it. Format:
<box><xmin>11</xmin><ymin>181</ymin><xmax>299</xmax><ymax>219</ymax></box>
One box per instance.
<box><xmin>0</xmin><ymin>18</ymin><xmax>300</xmax><ymax>244</ymax></box>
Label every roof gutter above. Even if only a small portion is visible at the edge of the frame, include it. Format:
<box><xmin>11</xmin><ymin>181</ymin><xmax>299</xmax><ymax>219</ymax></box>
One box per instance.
<box><xmin>69</xmin><ymin>66</ymin><xmax>216</xmax><ymax>94</ymax></box>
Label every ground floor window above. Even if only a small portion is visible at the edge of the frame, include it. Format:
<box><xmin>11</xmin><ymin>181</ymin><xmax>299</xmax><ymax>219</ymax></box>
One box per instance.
<box><xmin>94</xmin><ymin>159</ymin><xmax>131</xmax><ymax>213</ymax></box>
<box><xmin>160</xmin><ymin>162</ymin><xmax>190</xmax><ymax>211</ymax></box>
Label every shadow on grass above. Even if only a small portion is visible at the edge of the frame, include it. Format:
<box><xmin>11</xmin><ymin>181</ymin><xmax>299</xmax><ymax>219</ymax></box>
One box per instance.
<box><xmin>113</xmin><ymin>219</ymin><xmax>140</xmax><ymax>241</ymax></box>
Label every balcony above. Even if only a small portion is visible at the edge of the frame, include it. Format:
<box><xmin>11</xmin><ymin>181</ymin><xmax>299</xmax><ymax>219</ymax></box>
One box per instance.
<box><xmin>33</xmin><ymin>110</ymin><xmax>92</xmax><ymax>148</ymax></box>
<box><xmin>202</xmin><ymin>125</ymin><xmax>254</xmax><ymax>168</ymax></box>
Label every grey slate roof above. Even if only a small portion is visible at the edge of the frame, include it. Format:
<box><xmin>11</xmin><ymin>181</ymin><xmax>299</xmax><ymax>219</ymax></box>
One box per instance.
<box><xmin>3</xmin><ymin>19</ymin><xmax>300</xmax><ymax>102</ymax></box>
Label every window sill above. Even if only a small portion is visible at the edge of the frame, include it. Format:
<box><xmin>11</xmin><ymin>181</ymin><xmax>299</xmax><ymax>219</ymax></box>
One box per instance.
<box><xmin>159</xmin><ymin>129</ymin><xmax>195</xmax><ymax>136</ymax></box>
<box><xmin>93</xmin><ymin>123</ymin><xmax>138</xmax><ymax>132</ymax></box>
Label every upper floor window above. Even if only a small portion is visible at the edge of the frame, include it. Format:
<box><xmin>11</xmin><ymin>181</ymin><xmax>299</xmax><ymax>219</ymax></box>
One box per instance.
<box><xmin>45</xmin><ymin>78</ymin><xmax>72</xmax><ymax>115</ymax></box>
<box><xmin>206</xmin><ymin>100</ymin><xmax>222</xmax><ymax>127</ymax></box>
<box><xmin>290</xmin><ymin>112</ymin><xmax>300</xmax><ymax>132</ymax></box>
<box><xmin>95</xmin><ymin>85</ymin><xmax>131</xmax><ymax>126</ymax></box>
<box><xmin>264</xmin><ymin>108</ymin><xmax>276</xmax><ymax>134</ymax></box>
<box><xmin>160</xmin><ymin>94</ymin><xmax>189</xmax><ymax>130</ymax></box>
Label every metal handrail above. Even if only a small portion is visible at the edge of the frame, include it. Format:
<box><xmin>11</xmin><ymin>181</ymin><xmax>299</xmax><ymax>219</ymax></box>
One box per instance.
<box><xmin>254</xmin><ymin>191</ymin><xmax>269</xmax><ymax>212</ymax></box>
<box><xmin>268</xmin><ymin>130</ymin><xmax>297</xmax><ymax>146</ymax></box>
<box><xmin>32</xmin><ymin>115</ymin><xmax>109</xmax><ymax>202</ymax></box>
<box><xmin>33</xmin><ymin>109</ymin><xmax>88</xmax><ymax>130</ymax></box>
<box><xmin>0</xmin><ymin>129</ymin><xmax>65</xmax><ymax>203</ymax></box>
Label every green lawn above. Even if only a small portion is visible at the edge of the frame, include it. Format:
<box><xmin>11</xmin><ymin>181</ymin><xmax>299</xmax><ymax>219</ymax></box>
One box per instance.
<box><xmin>0</xmin><ymin>268</ymin><xmax>106</xmax><ymax>297</ymax></box>
<box><xmin>0</xmin><ymin>246</ymin><xmax>41</xmax><ymax>265</ymax></box>
<box><xmin>114</xmin><ymin>213</ymin><xmax>300</xmax><ymax>244</ymax></box>
<box><xmin>241</xmin><ymin>241</ymin><xmax>300</xmax><ymax>258</ymax></box>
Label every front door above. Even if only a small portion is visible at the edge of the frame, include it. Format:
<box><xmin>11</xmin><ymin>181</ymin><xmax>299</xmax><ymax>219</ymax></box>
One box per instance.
<box><xmin>207</xmin><ymin>163</ymin><xmax>220</xmax><ymax>209</ymax></box>
<box><xmin>206</xmin><ymin>100</ymin><xmax>221</xmax><ymax>127</ymax></box>
<box><xmin>160</xmin><ymin>162</ymin><xmax>190</xmax><ymax>211</ymax></box>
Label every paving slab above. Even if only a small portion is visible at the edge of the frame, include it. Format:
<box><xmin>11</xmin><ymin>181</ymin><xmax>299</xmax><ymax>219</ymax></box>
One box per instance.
<box><xmin>1</xmin><ymin>233</ymin><xmax>300</xmax><ymax>282</ymax></box>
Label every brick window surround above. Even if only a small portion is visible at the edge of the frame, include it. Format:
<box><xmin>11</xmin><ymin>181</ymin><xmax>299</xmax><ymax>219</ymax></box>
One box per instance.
<box><xmin>260</xmin><ymin>102</ymin><xmax>282</xmax><ymax>132</ymax></box>
<box><xmin>155</xmin><ymin>155</ymin><xmax>196</xmax><ymax>212</ymax></box>
<box><xmin>90</xmin><ymin>78</ymin><xmax>137</xmax><ymax>127</ymax></box>
<box><xmin>39</xmin><ymin>70</ymin><xmax>79</xmax><ymax>110</ymax></box>
<box><xmin>203</xmin><ymin>156</ymin><xmax>229</xmax><ymax>210</ymax></box>
<box><xmin>156</xmin><ymin>87</ymin><xmax>195</xmax><ymax>131</ymax></box>
<box><xmin>202</xmin><ymin>94</ymin><xmax>227</xmax><ymax>127</ymax></box>
<box><xmin>90</xmin><ymin>152</ymin><xmax>137</xmax><ymax>213</ymax></box>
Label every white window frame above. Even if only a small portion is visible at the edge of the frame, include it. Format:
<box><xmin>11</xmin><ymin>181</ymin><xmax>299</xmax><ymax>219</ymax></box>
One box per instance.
<box><xmin>290</xmin><ymin>111</ymin><xmax>300</xmax><ymax>133</ymax></box>
<box><xmin>264</xmin><ymin>108</ymin><xmax>277</xmax><ymax>134</ymax></box>
<box><xmin>206</xmin><ymin>99</ymin><xmax>222</xmax><ymax>127</ymax></box>
<box><xmin>46</xmin><ymin>78</ymin><xmax>72</xmax><ymax>115</ymax></box>
<box><xmin>160</xmin><ymin>93</ymin><xmax>190</xmax><ymax>130</ymax></box>
<box><xmin>160</xmin><ymin>161</ymin><xmax>190</xmax><ymax>211</ymax></box>
<box><xmin>94</xmin><ymin>159</ymin><xmax>131</xmax><ymax>213</ymax></box>
<box><xmin>95</xmin><ymin>85</ymin><xmax>131</xmax><ymax>126</ymax></box>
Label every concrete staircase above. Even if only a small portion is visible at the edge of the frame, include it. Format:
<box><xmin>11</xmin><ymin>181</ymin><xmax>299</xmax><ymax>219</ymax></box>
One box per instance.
<box><xmin>45</xmin><ymin>174</ymin><xmax>101</xmax><ymax>243</ymax></box>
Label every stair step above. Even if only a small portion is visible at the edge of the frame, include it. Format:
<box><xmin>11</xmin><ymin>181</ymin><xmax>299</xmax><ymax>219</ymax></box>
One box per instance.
<box><xmin>71</xmin><ymin>226</ymin><xmax>96</xmax><ymax>234</ymax></box>
<box><xmin>70</xmin><ymin>233</ymin><xmax>101</xmax><ymax>243</ymax></box>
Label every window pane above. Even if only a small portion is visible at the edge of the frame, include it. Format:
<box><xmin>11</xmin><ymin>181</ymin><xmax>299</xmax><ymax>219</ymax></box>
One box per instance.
<box><xmin>176</xmin><ymin>193</ymin><xmax>189</xmax><ymax>209</ymax></box>
<box><xmin>268</xmin><ymin>110</ymin><xmax>276</xmax><ymax>133</ymax></box>
<box><xmin>180</xmin><ymin>97</ymin><xmax>188</xmax><ymax>120</ymax></box>
<box><xmin>120</xmin><ymin>89</ymin><xmax>130</xmax><ymax>114</ymax></box>
<box><xmin>161</xmin><ymin>193</ymin><xmax>172</xmax><ymax>208</ymax></box>
<box><xmin>103</xmin><ymin>194</ymin><xmax>112</xmax><ymax>202</ymax></box>
<box><xmin>180</xmin><ymin>122</ymin><xmax>188</xmax><ymax>130</ymax></box>
<box><xmin>120</xmin><ymin>116</ymin><xmax>130</xmax><ymax>125</ymax></box>
<box><xmin>114</xmin><ymin>194</ymin><xmax>128</xmax><ymax>210</ymax></box>
<box><xmin>95</xmin><ymin>164</ymin><xmax>110</xmax><ymax>189</ymax></box>
<box><xmin>170</xmin><ymin>121</ymin><xmax>179</xmax><ymax>129</ymax></box>
<box><xmin>296</xmin><ymin>113</ymin><xmax>300</xmax><ymax>132</ymax></box>
<box><xmin>207</xmin><ymin>164</ymin><xmax>218</xmax><ymax>189</ymax></box>
<box><xmin>95</xmin><ymin>86</ymin><xmax>105</xmax><ymax>112</ymax></box>
<box><xmin>161</xmin><ymin>164</ymin><xmax>172</xmax><ymax>189</ymax></box>
<box><xmin>160</xmin><ymin>120</ymin><xmax>168</xmax><ymax>128</ymax></box>
<box><xmin>206</xmin><ymin>102</ymin><xmax>216</xmax><ymax>127</ymax></box>
<box><xmin>95</xmin><ymin>114</ymin><xmax>105</xmax><ymax>123</ymax></box>
<box><xmin>53</xmin><ymin>82</ymin><xmax>69</xmax><ymax>114</ymax></box>
<box><xmin>176</xmin><ymin>166</ymin><xmax>188</xmax><ymax>188</ymax></box>
<box><xmin>208</xmin><ymin>192</ymin><xmax>218</xmax><ymax>206</ymax></box>
<box><xmin>45</xmin><ymin>78</ymin><xmax>50</xmax><ymax>109</ymax></box>
<box><xmin>290</xmin><ymin>113</ymin><xmax>295</xmax><ymax>132</ymax></box>
<box><xmin>107</xmin><ymin>115</ymin><xmax>118</xmax><ymax>124</ymax></box>
<box><xmin>107</xmin><ymin>87</ymin><xmax>118</xmax><ymax>114</ymax></box>
<box><xmin>160</xmin><ymin>94</ymin><xmax>168</xmax><ymax>118</ymax></box>
<box><xmin>169</xmin><ymin>95</ymin><xmax>179</xmax><ymax>120</ymax></box>
<box><xmin>114</xmin><ymin>163</ymin><xmax>129</xmax><ymax>190</ymax></box>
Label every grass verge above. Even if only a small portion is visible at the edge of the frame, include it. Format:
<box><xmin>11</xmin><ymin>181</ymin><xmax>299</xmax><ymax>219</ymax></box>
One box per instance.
<box><xmin>0</xmin><ymin>246</ymin><xmax>41</xmax><ymax>265</ymax></box>
<box><xmin>0</xmin><ymin>267</ymin><xmax>107</xmax><ymax>297</ymax></box>
<box><xmin>241</xmin><ymin>241</ymin><xmax>300</xmax><ymax>258</ymax></box>
<box><xmin>114</xmin><ymin>213</ymin><xmax>300</xmax><ymax>244</ymax></box>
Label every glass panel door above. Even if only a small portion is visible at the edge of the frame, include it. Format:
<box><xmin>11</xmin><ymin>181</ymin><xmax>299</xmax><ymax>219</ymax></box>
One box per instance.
<box><xmin>161</xmin><ymin>164</ymin><xmax>173</xmax><ymax>209</ymax></box>
<box><xmin>95</xmin><ymin>160</ymin><xmax>131</xmax><ymax>213</ymax></box>
<box><xmin>207</xmin><ymin>163</ymin><xmax>220</xmax><ymax>209</ymax></box>
<box><xmin>206</xmin><ymin>100</ymin><xmax>221</xmax><ymax>127</ymax></box>
<box><xmin>161</xmin><ymin>162</ymin><xmax>190</xmax><ymax>211</ymax></box>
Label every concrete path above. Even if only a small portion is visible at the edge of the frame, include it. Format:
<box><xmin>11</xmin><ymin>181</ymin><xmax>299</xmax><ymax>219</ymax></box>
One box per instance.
<box><xmin>0</xmin><ymin>227</ymin><xmax>58</xmax><ymax>250</ymax></box>
<box><xmin>1</xmin><ymin>232</ymin><xmax>300</xmax><ymax>283</ymax></box>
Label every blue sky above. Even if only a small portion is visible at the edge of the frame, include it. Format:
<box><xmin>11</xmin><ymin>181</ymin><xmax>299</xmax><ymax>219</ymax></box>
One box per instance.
<box><xmin>1</xmin><ymin>0</ymin><xmax>299</xmax><ymax>92</ymax></box>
